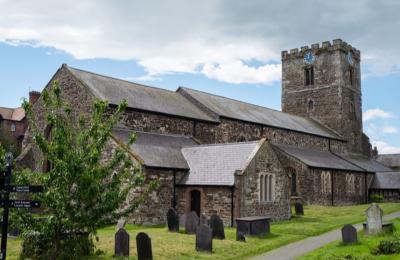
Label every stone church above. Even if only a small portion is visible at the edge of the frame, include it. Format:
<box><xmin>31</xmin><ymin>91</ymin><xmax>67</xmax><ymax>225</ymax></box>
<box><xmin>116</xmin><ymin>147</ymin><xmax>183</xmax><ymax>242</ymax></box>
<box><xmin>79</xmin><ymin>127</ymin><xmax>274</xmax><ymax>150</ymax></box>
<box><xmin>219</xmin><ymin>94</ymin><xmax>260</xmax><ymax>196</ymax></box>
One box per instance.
<box><xmin>18</xmin><ymin>39</ymin><xmax>392</xmax><ymax>226</ymax></box>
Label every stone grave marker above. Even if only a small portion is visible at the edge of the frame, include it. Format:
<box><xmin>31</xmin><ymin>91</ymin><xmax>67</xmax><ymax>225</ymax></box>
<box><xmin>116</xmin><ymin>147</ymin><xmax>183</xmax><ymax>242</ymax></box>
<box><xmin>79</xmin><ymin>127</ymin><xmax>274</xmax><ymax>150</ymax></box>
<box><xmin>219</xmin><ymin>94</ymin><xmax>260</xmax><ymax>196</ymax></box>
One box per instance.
<box><xmin>196</xmin><ymin>224</ymin><xmax>213</xmax><ymax>253</ymax></box>
<box><xmin>209</xmin><ymin>214</ymin><xmax>225</xmax><ymax>239</ymax></box>
<box><xmin>295</xmin><ymin>202</ymin><xmax>304</xmax><ymax>215</ymax></box>
<box><xmin>136</xmin><ymin>232</ymin><xmax>153</xmax><ymax>260</ymax></box>
<box><xmin>167</xmin><ymin>208</ymin><xmax>179</xmax><ymax>232</ymax></box>
<box><xmin>365</xmin><ymin>203</ymin><xmax>383</xmax><ymax>235</ymax></box>
<box><xmin>115</xmin><ymin>228</ymin><xmax>129</xmax><ymax>257</ymax></box>
<box><xmin>236</xmin><ymin>231</ymin><xmax>246</xmax><ymax>242</ymax></box>
<box><xmin>185</xmin><ymin>211</ymin><xmax>199</xmax><ymax>234</ymax></box>
<box><xmin>179</xmin><ymin>214</ymin><xmax>186</xmax><ymax>227</ymax></box>
<box><xmin>341</xmin><ymin>224</ymin><xmax>357</xmax><ymax>245</ymax></box>
<box><xmin>200</xmin><ymin>214</ymin><xmax>209</xmax><ymax>226</ymax></box>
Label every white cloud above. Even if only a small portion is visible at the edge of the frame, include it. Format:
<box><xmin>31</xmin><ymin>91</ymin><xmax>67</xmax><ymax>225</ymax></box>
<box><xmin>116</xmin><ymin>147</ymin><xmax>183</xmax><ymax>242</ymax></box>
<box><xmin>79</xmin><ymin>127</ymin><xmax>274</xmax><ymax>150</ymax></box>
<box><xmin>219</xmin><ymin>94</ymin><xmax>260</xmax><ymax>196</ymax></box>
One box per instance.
<box><xmin>382</xmin><ymin>126</ymin><xmax>398</xmax><ymax>134</ymax></box>
<box><xmin>372</xmin><ymin>140</ymin><xmax>400</xmax><ymax>154</ymax></box>
<box><xmin>202</xmin><ymin>61</ymin><xmax>281</xmax><ymax>84</ymax></box>
<box><xmin>363</xmin><ymin>108</ymin><xmax>395</xmax><ymax>121</ymax></box>
<box><xmin>1</xmin><ymin>1</ymin><xmax>400</xmax><ymax>82</ymax></box>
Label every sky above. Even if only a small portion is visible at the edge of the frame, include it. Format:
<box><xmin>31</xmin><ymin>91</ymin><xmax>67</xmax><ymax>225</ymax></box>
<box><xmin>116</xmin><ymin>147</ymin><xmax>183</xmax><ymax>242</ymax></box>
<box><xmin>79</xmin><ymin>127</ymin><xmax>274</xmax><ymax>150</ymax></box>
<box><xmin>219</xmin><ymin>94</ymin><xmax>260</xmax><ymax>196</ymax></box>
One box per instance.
<box><xmin>0</xmin><ymin>0</ymin><xmax>399</xmax><ymax>154</ymax></box>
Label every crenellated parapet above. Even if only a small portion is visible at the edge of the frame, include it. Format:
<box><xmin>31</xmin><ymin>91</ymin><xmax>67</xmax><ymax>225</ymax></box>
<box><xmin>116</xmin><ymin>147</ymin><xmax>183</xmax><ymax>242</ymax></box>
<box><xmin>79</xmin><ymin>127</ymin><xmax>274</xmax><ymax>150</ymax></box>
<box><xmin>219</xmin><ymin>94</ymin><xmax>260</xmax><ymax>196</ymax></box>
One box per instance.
<box><xmin>281</xmin><ymin>39</ymin><xmax>360</xmax><ymax>61</ymax></box>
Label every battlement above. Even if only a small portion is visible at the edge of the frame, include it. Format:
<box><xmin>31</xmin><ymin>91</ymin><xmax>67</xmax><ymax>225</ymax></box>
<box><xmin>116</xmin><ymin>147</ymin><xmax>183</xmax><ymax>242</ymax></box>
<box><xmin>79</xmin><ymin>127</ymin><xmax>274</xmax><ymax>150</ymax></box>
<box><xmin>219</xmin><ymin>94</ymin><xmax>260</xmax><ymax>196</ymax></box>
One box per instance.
<box><xmin>281</xmin><ymin>39</ymin><xmax>360</xmax><ymax>61</ymax></box>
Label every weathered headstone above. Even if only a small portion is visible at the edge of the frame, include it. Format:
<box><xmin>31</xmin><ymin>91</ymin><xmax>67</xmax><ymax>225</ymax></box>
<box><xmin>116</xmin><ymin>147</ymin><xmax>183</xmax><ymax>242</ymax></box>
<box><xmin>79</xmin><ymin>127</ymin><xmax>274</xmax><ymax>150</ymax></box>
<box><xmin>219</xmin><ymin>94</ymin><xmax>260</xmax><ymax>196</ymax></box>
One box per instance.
<box><xmin>200</xmin><ymin>214</ymin><xmax>208</xmax><ymax>226</ymax></box>
<box><xmin>365</xmin><ymin>203</ymin><xmax>383</xmax><ymax>235</ymax></box>
<box><xmin>295</xmin><ymin>202</ymin><xmax>304</xmax><ymax>215</ymax></box>
<box><xmin>116</xmin><ymin>218</ymin><xmax>126</xmax><ymax>231</ymax></box>
<box><xmin>185</xmin><ymin>211</ymin><xmax>199</xmax><ymax>234</ymax></box>
<box><xmin>209</xmin><ymin>214</ymin><xmax>225</xmax><ymax>239</ymax></box>
<box><xmin>179</xmin><ymin>214</ymin><xmax>186</xmax><ymax>227</ymax></box>
<box><xmin>136</xmin><ymin>232</ymin><xmax>153</xmax><ymax>260</ymax></box>
<box><xmin>236</xmin><ymin>231</ymin><xmax>246</xmax><ymax>242</ymax></box>
<box><xmin>341</xmin><ymin>224</ymin><xmax>357</xmax><ymax>245</ymax></box>
<box><xmin>167</xmin><ymin>208</ymin><xmax>179</xmax><ymax>232</ymax></box>
<box><xmin>115</xmin><ymin>228</ymin><xmax>130</xmax><ymax>257</ymax></box>
<box><xmin>196</xmin><ymin>224</ymin><xmax>213</xmax><ymax>253</ymax></box>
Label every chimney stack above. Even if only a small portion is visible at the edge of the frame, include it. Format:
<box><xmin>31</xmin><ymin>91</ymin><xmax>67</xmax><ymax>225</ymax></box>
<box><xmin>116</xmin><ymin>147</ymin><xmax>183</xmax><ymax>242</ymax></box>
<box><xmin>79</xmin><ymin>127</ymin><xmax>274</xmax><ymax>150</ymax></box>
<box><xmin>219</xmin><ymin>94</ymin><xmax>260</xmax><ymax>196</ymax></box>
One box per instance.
<box><xmin>29</xmin><ymin>91</ymin><xmax>41</xmax><ymax>104</ymax></box>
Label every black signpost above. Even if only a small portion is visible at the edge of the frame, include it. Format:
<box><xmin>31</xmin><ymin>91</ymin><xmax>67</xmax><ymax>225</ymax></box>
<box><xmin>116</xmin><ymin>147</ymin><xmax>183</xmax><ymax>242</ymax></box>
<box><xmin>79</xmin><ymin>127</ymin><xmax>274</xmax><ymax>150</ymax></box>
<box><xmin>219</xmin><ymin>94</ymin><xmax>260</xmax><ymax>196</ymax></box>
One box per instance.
<box><xmin>0</xmin><ymin>153</ymin><xmax>43</xmax><ymax>260</ymax></box>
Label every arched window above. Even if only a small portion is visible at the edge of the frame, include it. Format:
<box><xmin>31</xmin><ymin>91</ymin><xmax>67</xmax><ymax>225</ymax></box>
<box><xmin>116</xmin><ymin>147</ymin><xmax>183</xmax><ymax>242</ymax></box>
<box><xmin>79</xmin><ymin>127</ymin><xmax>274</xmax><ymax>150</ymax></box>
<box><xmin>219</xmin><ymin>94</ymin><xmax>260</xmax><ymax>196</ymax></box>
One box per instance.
<box><xmin>304</xmin><ymin>67</ymin><xmax>314</xmax><ymax>86</ymax></box>
<box><xmin>346</xmin><ymin>174</ymin><xmax>356</xmax><ymax>194</ymax></box>
<box><xmin>287</xmin><ymin>168</ymin><xmax>297</xmax><ymax>196</ymax></box>
<box><xmin>259</xmin><ymin>173</ymin><xmax>275</xmax><ymax>202</ymax></box>
<box><xmin>308</xmin><ymin>99</ymin><xmax>314</xmax><ymax>112</ymax></box>
<box><xmin>359</xmin><ymin>177</ymin><xmax>363</xmax><ymax>196</ymax></box>
<box><xmin>321</xmin><ymin>171</ymin><xmax>331</xmax><ymax>194</ymax></box>
<box><xmin>349</xmin><ymin>68</ymin><xmax>354</xmax><ymax>86</ymax></box>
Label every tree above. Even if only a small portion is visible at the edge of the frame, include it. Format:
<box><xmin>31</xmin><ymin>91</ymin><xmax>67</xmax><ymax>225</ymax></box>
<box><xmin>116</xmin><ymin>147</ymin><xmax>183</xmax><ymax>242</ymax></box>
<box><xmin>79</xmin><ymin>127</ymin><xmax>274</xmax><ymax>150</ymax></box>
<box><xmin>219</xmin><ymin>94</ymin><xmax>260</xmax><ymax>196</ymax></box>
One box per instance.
<box><xmin>16</xmin><ymin>81</ymin><xmax>156</xmax><ymax>259</ymax></box>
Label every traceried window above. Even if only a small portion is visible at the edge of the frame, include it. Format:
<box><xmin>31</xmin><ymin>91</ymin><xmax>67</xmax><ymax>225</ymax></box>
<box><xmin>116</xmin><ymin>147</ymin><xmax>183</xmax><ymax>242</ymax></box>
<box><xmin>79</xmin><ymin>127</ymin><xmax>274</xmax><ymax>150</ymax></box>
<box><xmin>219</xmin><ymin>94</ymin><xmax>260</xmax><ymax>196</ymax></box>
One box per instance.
<box><xmin>237</xmin><ymin>136</ymin><xmax>246</xmax><ymax>142</ymax></box>
<box><xmin>259</xmin><ymin>173</ymin><xmax>275</xmax><ymax>202</ymax></box>
<box><xmin>346</xmin><ymin>174</ymin><xmax>356</xmax><ymax>194</ymax></box>
<box><xmin>304</xmin><ymin>67</ymin><xmax>314</xmax><ymax>86</ymax></box>
<box><xmin>321</xmin><ymin>171</ymin><xmax>331</xmax><ymax>194</ymax></box>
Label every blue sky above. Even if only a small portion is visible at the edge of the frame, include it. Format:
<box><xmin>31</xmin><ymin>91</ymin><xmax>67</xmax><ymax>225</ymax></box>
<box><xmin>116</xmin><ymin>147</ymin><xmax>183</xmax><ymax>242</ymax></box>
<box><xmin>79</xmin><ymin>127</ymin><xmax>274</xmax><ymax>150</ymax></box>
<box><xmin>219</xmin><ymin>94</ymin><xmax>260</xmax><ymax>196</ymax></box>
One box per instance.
<box><xmin>0</xmin><ymin>0</ymin><xmax>399</xmax><ymax>154</ymax></box>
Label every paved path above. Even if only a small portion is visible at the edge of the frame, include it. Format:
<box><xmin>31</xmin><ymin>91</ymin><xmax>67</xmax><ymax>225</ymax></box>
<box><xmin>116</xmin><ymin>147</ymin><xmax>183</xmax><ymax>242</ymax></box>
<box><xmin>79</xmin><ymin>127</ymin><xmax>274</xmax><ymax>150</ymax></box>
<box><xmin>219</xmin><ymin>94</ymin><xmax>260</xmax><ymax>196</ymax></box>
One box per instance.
<box><xmin>251</xmin><ymin>211</ymin><xmax>400</xmax><ymax>260</ymax></box>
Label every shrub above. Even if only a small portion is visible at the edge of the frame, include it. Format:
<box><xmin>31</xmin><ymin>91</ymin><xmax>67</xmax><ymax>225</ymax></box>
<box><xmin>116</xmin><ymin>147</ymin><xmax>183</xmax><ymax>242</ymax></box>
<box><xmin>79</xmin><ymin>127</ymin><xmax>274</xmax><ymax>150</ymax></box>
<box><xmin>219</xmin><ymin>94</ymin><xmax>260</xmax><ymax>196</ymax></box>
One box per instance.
<box><xmin>373</xmin><ymin>239</ymin><xmax>400</xmax><ymax>255</ymax></box>
<box><xmin>369</xmin><ymin>194</ymin><xmax>383</xmax><ymax>202</ymax></box>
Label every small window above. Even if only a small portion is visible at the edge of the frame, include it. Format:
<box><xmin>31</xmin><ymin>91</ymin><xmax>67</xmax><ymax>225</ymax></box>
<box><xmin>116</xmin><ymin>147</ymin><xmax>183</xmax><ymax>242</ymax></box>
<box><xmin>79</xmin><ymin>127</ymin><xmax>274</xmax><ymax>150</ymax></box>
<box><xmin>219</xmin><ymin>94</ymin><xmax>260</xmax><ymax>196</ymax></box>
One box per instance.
<box><xmin>304</xmin><ymin>67</ymin><xmax>314</xmax><ymax>86</ymax></box>
<box><xmin>308</xmin><ymin>99</ymin><xmax>314</xmax><ymax>112</ymax></box>
<box><xmin>237</xmin><ymin>136</ymin><xmax>246</xmax><ymax>142</ymax></box>
<box><xmin>349</xmin><ymin>68</ymin><xmax>354</xmax><ymax>86</ymax></box>
<box><xmin>260</xmin><ymin>173</ymin><xmax>275</xmax><ymax>202</ymax></box>
<box><xmin>350</xmin><ymin>101</ymin><xmax>355</xmax><ymax>114</ymax></box>
<box><xmin>10</xmin><ymin>123</ymin><xmax>16</xmax><ymax>132</ymax></box>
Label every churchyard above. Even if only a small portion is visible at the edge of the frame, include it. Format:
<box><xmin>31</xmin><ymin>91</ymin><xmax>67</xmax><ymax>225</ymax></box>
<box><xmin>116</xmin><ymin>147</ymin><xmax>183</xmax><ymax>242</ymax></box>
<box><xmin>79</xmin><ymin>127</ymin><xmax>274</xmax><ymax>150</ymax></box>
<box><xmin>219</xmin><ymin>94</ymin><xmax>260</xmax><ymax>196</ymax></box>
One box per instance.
<box><xmin>3</xmin><ymin>202</ymin><xmax>400</xmax><ymax>259</ymax></box>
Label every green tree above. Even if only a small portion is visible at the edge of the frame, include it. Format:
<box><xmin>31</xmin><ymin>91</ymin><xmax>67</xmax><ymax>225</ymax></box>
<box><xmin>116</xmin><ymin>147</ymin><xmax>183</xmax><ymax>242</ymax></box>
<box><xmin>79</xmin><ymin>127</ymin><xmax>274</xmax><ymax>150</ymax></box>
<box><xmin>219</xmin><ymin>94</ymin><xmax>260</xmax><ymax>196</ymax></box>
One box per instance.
<box><xmin>16</xmin><ymin>81</ymin><xmax>155</xmax><ymax>259</ymax></box>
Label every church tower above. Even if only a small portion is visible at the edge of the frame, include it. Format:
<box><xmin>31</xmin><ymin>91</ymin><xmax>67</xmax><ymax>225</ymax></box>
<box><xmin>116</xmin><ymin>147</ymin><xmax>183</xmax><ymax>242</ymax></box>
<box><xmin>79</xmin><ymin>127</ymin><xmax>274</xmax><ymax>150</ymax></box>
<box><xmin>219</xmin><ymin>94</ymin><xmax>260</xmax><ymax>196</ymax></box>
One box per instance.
<box><xmin>281</xmin><ymin>39</ymin><xmax>363</xmax><ymax>153</ymax></box>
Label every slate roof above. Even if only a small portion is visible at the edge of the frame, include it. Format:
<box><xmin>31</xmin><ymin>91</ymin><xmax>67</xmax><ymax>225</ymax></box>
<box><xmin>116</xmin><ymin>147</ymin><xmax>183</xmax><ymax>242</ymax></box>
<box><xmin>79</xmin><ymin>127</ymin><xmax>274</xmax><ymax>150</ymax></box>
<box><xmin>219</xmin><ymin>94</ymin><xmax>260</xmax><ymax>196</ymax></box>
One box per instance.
<box><xmin>112</xmin><ymin>128</ymin><xmax>197</xmax><ymax>170</ymax></box>
<box><xmin>179</xmin><ymin>140</ymin><xmax>263</xmax><ymax>186</ymax></box>
<box><xmin>66</xmin><ymin>66</ymin><xmax>217</xmax><ymax>123</ymax></box>
<box><xmin>371</xmin><ymin>172</ymin><xmax>400</xmax><ymax>189</ymax></box>
<box><xmin>338</xmin><ymin>154</ymin><xmax>392</xmax><ymax>173</ymax></box>
<box><xmin>377</xmin><ymin>154</ymin><xmax>400</xmax><ymax>168</ymax></box>
<box><xmin>178</xmin><ymin>87</ymin><xmax>342</xmax><ymax>140</ymax></box>
<box><xmin>0</xmin><ymin>107</ymin><xmax>25</xmax><ymax>121</ymax></box>
<box><xmin>272</xmin><ymin>143</ymin><xmax>364</xmax><ymax>172</ymax></box>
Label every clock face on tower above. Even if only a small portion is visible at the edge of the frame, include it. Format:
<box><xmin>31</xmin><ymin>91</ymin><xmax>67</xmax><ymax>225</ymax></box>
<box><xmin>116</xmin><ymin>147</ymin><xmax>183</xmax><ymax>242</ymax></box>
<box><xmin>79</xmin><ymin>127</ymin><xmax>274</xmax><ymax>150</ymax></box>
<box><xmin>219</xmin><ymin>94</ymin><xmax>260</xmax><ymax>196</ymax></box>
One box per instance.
<box><xmin>304</xmin><ymin>51</ymin><xmax>315</xmax><ymax>64</ymax></box>
<box><xmin>347</xmin><ymin>52</ymin><xmax>354</xmax><ymax>65</ymax></box>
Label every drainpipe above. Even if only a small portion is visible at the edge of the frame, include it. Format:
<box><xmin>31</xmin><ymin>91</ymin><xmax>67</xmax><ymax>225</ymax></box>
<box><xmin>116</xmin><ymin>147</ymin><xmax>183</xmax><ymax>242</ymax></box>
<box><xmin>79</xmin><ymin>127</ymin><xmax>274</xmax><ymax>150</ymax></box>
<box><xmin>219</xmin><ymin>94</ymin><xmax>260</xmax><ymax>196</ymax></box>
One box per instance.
<box><xmin>328</xmin><ymin>140</ymin><xmax>334</xmax><ymax>206</ymax></box>
<box><xmin>173</xmin><ymin>171</ymin><xmax>176</xmax><ymax>208</ymax></box>
<box><xmin>231</xmin><ymin>186</ymin><xmax>234</xmax><ymax>227</ymax></box>
<box><xmin>365</xmin><ymin>172</ymin><xmax>368</xmax><ymax>203</ymax></box>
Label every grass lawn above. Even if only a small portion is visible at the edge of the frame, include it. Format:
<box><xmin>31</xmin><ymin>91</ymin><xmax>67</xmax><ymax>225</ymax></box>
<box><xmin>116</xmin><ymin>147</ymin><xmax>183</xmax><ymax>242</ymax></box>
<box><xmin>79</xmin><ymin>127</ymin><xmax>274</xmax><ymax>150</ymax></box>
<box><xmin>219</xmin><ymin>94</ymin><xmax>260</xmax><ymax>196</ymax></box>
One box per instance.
<box><xmin>299</xmin><ymin>218</ymin><xmax>400</xmax><ymax>260</ymax></box>
<box><xmin>4</xmin><ymin>203</ymin><xmax>400</xmax><ymax>259</ymax></box>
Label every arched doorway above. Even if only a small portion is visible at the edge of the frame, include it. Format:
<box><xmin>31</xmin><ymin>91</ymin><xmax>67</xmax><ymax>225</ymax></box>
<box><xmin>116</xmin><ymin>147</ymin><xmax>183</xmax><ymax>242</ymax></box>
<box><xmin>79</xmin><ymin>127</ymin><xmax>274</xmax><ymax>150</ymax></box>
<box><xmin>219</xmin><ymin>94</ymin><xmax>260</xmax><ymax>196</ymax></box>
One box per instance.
<box><xmin>190</xmin><ymin>190</ymin><xmax>201</xmax><ymax>217</ymax></box>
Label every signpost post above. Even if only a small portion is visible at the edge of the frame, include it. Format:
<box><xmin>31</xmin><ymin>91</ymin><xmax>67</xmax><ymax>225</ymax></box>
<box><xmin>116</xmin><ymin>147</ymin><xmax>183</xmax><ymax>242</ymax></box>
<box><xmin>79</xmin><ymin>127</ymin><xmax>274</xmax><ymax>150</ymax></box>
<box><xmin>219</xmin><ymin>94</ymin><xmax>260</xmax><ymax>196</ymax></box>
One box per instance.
<box><xmin>0</xmin><ymin>153</ymin><xmax>43</xmax><ymax>260</ymax></box>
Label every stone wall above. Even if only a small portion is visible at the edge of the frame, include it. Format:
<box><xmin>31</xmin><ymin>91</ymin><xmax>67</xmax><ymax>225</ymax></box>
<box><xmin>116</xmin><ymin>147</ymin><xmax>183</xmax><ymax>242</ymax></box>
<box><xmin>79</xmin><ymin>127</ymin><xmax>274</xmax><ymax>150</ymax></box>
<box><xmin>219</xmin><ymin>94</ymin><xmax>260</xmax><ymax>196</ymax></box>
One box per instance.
<box><xmin>370</xmin><ymin>189</ymin><xmax>400</xmax><ymax>202</ymax></box>
<box><xmin>175</xmin><ymin>186</ymin><xmax>234</xmax><ymax>226</ymax></box>
<box><xmin>238</xmin><ymin>141</ymin><xmax>291</xmax><ymax>221</ymax></box>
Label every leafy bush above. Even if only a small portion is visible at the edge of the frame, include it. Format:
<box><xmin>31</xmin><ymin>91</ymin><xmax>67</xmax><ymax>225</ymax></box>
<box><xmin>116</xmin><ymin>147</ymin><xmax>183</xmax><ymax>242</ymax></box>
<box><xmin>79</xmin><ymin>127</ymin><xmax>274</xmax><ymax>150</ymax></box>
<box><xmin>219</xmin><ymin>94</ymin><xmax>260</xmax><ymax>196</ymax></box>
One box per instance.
<box><xmin>369</xmin><ymin>194</ymin><xmax>383</xmax><ymax>202</ymax></box>
<box><xmin>373</xmin><ymin>239</ymin><xmax>400</xmax><ymax>255</ymax></box>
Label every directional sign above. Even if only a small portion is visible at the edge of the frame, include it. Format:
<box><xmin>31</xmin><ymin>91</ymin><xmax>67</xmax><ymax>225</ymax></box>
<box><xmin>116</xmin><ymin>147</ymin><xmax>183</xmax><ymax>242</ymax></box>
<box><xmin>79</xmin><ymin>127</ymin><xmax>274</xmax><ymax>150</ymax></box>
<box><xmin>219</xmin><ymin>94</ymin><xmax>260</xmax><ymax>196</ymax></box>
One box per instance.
<box><xmin>0</xmin><ymin>200</ymin><xmax>41</xmax><ymax>208</ymax></box>
<box><xmin>5</xmin><ymin>185</ymin><xmax>43</xmax><ymax>193</ymax></box>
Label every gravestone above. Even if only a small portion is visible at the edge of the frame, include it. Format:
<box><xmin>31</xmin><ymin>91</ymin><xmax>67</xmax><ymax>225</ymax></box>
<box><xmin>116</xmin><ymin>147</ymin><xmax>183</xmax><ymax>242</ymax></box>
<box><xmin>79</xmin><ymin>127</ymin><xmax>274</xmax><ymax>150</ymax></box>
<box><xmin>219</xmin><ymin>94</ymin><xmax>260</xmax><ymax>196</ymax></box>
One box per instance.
<box><xmin>295</xmin><ymin>202</ymin><xmax>304</xmax><ymax>215</ymax></box>
<box><xmin>185</xmin><ymin>211</ymin><xmax>199</xmax><ymax>234</ymax></box>
<box><xmin>115</xmin><ymin>228</ymin><xmax>129</xmax><ymax>257</ymax></box>
<box><xmin>167</xmin><ymin>208</ymin><xmax>179</xmax><ymax>232</ymax></box>
<box><xmin>236</xmin><ymin>231</ymin><xmax>246</xmax><ymax>242</ymax></box>
<box><xmin>200</xmin><ymin>214</ymin><xmax>209</xmax><ymax>226</ymax></box>
<box><xmin>365</xmin><ymin>203</ymin><xmax>383</xmax><ymax>235</ymax></box>
<box><xmin>116</xmin><ymin>218</ymin><xmax>126</xmax><ymax>231</ymax></box>
<box><xmin>209</xmin><ymin>214</ymin><xmax>225</xmax><ymax>239</ymax></box>
<box><xmin>136</xmin><ymin>232</ymin><xmax>153</xmax><ymax>260</ymax></box>
<box><xmin>179</xmin><ymin>214</ymin><xmax>186</xmax><ymax>227</ymax></box>
<box><xmin>196</xmin><ymin>224</ymin><xmax>213</xmax><ymax>253</ymax></box>
<box><xmin>341</xmin><ymin>224</ymin><xmax>357</xmax><ymax>245</ymax></box>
